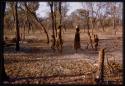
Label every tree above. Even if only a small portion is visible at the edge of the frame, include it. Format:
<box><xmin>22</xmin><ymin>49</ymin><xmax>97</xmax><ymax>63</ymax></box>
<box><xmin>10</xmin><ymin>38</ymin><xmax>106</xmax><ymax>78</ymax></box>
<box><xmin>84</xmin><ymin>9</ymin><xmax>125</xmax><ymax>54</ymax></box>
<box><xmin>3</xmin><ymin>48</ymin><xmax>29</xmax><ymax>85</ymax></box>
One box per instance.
<box><xmin>61</xmin><ymin>2</ymin><xmax>69</xmax><ymax>31</ymax></box>
<box><xmin>48</xmin><ymin>2</ymin><xmax>56</xmax><ymax>51</ymax></box>
<box><xmin>4</xmin><ymin>2</ymin><xmax>16</xmax><ymax>32</ymax></box>
<box><xmin>108</xmin><ymin>2</ymin><xmax>120</xmax><ymax>34</ymax></box>
<box><xmin>0</xmin><ymin>1</ymin><xmax>9</xmax><ymax>83</ymax></box>
<box><xmin>95</xmin><ymin>2</ymin><xmax>113</xmax><ymax>32</ymax></box>
<box><xmin>93</xmin><ymin>2</ymin><xmax>106</xmax><ymax>32</ymax></box>
<box><xmin>15</xmin><ymin>2</ymin><xmax>20</xmax><ymax>51</ymax></box>
<box><xmin>59</xmin><ymin>1</ymin><xmax>62</xmax><ymax>25</ymax></box>
<box><xmin>24</xmin><ymin>2</ymin><xmax>50</xmax><ymax>43</ymax></box>
<box><xmin>85</xmin><ymin>10</ymin><xmax>94</xmax><ymax>49</ymax></box>
<box><xmin>48</xmin><ymin>1</ymin><xmax>64</xmax><ymax>53</ymax></box>
<box><xmin>24</xmin><ymin>2</ymin><xmax>38</xmax><ymax>34</ymax></box>
<box><xmin>4</xmin><ymin>2</ymin><xmax>21</xmax><ymax>51</ymax></box>
<box><xmin>84</xmin><ymin>2</ymin><xmax>95</xmax><ymax>34</ymax></box>
<box><xmin>49</xmin><ymin>2</ymin><xmax>55</xmax><ymax>40</ymax></box>
<box><xmin>17</xmin><ymin>2</ymin><xmax>36</xmax><ymax>40</ymax></box>
<box><xmin>56</xmin><ymin>2</ymin><xmax>64</xmax><ymax>53</ymax></box>
<box><xmin>80</xmin><ymin>4</ymin><xmax>93</xmax><ymax>48</ymax></box>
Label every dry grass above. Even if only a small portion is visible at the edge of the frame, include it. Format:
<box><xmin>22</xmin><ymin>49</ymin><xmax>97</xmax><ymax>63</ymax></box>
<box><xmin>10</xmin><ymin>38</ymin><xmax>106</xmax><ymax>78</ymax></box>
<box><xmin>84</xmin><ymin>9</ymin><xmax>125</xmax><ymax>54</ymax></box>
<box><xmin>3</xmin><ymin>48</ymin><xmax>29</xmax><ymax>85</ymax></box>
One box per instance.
<box><xmin>4</xmin><ymin>52</ymin><xmax>123</xmax><ymax>84</ymax></box>
<box><xmin>3</xmin><ymin>27</ymin><xmax>123</xmax><ymax>85</ymax></box>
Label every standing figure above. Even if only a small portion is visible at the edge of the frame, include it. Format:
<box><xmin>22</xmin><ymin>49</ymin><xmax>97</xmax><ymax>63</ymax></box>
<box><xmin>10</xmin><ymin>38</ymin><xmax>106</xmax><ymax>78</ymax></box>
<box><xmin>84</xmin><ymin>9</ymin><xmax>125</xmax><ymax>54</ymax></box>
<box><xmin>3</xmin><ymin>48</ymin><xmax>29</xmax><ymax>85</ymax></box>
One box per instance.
<box><xmin>74</xmin><ymin>25</ymin><xmax>81</xmax><ymax>53</ymax></box>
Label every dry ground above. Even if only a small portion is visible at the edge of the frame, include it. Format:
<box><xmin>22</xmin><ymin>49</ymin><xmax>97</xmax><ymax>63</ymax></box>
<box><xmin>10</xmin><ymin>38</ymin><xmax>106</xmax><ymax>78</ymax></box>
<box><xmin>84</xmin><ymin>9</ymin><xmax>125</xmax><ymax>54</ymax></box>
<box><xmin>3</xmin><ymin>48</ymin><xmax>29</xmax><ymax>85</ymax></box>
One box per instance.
<box><xmin>3</xmin><ymin>27</ymin><xmax>123</xmax><ymax>85</ymax></box>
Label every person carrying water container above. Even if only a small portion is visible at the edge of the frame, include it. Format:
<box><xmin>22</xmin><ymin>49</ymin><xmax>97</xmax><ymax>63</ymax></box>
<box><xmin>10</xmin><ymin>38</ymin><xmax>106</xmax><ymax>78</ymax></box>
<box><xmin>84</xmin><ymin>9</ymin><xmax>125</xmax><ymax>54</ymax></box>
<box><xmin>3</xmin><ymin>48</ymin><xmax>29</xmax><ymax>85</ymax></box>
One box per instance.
<box><xmin>74</xmin><ymin>25</ymin><xmax>81</xmax><ymax>53</ymax></box>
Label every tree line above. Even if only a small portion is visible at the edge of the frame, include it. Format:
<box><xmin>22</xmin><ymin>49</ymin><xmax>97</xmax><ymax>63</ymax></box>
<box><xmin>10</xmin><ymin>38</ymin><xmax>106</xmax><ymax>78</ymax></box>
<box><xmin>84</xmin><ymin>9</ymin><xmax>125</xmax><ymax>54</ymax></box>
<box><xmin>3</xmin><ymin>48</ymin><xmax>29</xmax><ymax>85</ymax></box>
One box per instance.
<box><xmin>0</xmin><ymin>1</ymin><xmax>122</xmax><ymax>84</ymax></box>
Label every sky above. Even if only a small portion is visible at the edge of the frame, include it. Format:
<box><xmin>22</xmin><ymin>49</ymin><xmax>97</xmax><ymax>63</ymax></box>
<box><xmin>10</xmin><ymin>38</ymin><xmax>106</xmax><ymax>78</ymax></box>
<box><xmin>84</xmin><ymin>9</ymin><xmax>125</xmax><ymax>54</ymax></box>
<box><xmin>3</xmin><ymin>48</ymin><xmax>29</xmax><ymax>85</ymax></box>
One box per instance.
<box><xmin>36</xmin><ymin>2</ymin><xmax>83</xmax><ymax>18</ymax></box>
<box><xmin>36</xmin><ymin>2</ymin><xmax>123</xmax><ymax>19</ymax></box>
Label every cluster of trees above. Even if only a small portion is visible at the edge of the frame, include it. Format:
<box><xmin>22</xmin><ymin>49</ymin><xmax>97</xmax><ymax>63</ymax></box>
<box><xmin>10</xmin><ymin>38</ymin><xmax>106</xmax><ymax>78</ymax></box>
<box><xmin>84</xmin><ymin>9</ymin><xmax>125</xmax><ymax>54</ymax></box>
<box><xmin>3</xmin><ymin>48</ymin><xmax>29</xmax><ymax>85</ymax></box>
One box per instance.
<box><xmin>66</xmin><ymin>2</ymin><xmax>122</xmax><ymax>32</ymax></box>
<box><xmin>4</xmin><ymin>2</ymin><xmax>122</xmax><ymax>46</ymax></box>
<box><xmin>0</xmin><ymin>1</ymin><xmax>122</xmax><ymax>83</ymax></box>
<box><xmin>0</xmin><ymin>1</ymin><xmax>68</xmax><ymax>83</ymax></box>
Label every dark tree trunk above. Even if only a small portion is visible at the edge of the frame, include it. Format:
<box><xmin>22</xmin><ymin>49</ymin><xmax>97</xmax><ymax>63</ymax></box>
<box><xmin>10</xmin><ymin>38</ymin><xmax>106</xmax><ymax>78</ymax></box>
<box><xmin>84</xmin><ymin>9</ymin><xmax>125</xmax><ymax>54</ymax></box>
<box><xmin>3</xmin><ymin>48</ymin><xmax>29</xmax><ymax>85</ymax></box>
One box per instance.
<box><xmin>26</xmin><ymin>9</ymin><xmax>31</xmax><ymax>34</ymax></box>
<box><xmin>15</xmin><ymin>2</ymin><xmax>20</xmax><ymax>51</ymax></box>
<box><xmin>49</xmin><ymin>2</ymin><xmax>56</xmax><ymax>50</ymax></box>
<box><xmin>87</xmin><ymin>16</ymin><xmax>93</xmax><ymax>49</ymax></box>
<box><xmin>59</xmin><ymin>1</ymin><xmax>62</xmax><ymax>25</ymax></box>
<box><xmin>23</xmin><ymin>22</ymin><xmax>26</xmax><ymax>41</ymax></box>
<box><xmin>50</xmin><ymin>2</ymin><xmax>55</xmax><ymax>38</ymax></box>
<box><xmin>28</xmin><ymin>22</ymin><xmax>31</xmax><ymax>34</ymax></box>
<box><xmin>0</xmin><ymin>1</ymin><xmax>9</xmax><ymax>84</ymax></box>
<box><xmin>54</xmin><ymin>11</ymin><xmax>57</xmax><ymax>37</ymax></box>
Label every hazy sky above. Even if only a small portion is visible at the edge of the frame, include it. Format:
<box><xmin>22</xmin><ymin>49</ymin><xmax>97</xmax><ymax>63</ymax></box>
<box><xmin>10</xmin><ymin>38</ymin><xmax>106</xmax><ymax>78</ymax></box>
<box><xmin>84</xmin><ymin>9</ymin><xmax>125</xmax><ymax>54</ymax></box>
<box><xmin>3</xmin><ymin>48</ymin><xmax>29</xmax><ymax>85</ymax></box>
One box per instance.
<box><xmin>36</xmin><ymin>2</ymin><xmax>123</xmax><ymax>19</ymax></box>
<box><xmin>36</xmin><ymin>2</ymin><xmax>83</xmax><ymax>18</ymax></box>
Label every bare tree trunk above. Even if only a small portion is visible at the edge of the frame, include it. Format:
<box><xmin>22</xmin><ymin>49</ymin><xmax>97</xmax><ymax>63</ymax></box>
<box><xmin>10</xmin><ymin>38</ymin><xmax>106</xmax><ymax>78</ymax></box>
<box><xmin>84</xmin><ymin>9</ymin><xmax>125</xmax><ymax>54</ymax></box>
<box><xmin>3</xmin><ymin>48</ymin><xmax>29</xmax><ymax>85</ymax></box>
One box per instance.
<box><xmin>26</xmin><ymin>8</ymin><xmax>31</xmax><ymax>34</ymax></box>
<box><xmin>0</xmin><ymin>1</ymin><xmax>9</xmax><ymax>83</ymax></box>
<box><xmin>95</xmin><ymin>48</ymin><xmax>105</xmax><ymax>84</ymax></box>
<box><xmin>49</xmin><ymin>2</ymin><xmax>56</xmax><ymax>52</ymax></box>
<box><xmin>23</xmin><ymin>22</ymin><xmax>26</xmax><ymax>41</ymax></box>
<box><xmin>58</xmin><ymin>2</ymin><xmax>63</xmax><ymax>53</ymax></box>
<box><xmin>15</xmin><ymin>2</ymin><xmax>20</xmax><ymax>51</ymax></box>
<box><xmin>59</xmin><ymin>1</ymin><xmax>62</xmax><ymax>25</ymax></box>
<box><xmin>87</xmin><ymin>16</ymin><xmax>93</xmax><ymax>49</ymax></box>
<box><xmin>113</xmin><ymin>18</ymin><xmax>117</xmax><ymax>35</ymax></box>
<box><xmin>54</xmin><ymin>10</ymin><xmax>57</xmax><ymax>37</ymax></box>
<box><xmin>10</xmin><ymin>2</ymin><xmax>16</xmax><ymax>35</ymax></box>
<box><xmin>92</xmin><ymin>18</ymin><xmax>96</xmax><ymax>35</ymax></box>
<box><xmin>27</xmin><ymin>22</ymin><xmax>31</xmax><ymax>34</ymax></box>
<box><xmin>49</xmin><ymin>2</ymin><xmax>55</xmax><ymax>38</ymax></box>
<box><xmin>25</xmin><ymin>3</ymin><xmax>49</xmax><ymax>44</ymax></box>
<box><xmin>91</xmin><ymin>5</ymin><xmax>94</xmax><ymax>35</ymax></box>
<box><xmin>39</xmin><ymin>21</ymin><xmax>49</xmax><ymax>44</ymax></box>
